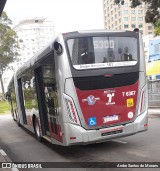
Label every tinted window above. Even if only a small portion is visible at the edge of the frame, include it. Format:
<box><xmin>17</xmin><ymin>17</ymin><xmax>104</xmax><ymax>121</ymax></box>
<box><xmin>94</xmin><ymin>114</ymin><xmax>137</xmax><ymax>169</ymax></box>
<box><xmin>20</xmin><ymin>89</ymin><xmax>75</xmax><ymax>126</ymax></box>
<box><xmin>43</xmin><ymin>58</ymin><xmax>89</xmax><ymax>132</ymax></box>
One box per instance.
<box><xmin>67</xmin><ymin>36</ymin><xmax>138</xmax><ymax>70</ymax></box>
<box><xmin>22</xmin><ymin>69</ymin><xmax>38</xmax><ymax>110</ymax></box>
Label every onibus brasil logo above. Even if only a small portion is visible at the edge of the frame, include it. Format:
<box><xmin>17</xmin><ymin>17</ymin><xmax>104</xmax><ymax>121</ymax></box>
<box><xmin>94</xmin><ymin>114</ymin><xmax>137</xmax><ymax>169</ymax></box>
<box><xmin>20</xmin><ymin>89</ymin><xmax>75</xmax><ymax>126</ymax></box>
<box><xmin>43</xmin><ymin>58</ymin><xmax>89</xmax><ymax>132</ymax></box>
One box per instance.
<box><xmin>82</xmin><ymin>95</ymin><xmax>100</xmax><ymax>105</ymax></box>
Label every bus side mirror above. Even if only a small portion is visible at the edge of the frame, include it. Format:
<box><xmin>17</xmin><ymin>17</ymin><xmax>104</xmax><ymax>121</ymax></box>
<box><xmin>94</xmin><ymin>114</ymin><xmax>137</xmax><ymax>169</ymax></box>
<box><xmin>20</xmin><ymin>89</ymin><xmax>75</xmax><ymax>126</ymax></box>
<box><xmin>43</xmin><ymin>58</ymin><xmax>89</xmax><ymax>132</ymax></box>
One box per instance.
<box><xmin>54</xmin><ymin>42</ymin><xmax>63</xmax><ymax>55</ymax></box>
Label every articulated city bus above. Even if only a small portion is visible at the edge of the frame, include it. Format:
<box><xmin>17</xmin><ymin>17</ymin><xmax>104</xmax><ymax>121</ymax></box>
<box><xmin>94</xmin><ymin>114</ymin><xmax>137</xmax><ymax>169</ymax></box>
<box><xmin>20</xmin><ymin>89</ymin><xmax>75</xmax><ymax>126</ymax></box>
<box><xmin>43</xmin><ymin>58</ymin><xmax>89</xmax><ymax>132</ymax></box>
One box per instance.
<box><xmin>7</xmin><ymin>30</ymin><xmax>148</xmax><ymax>146</ymax></box>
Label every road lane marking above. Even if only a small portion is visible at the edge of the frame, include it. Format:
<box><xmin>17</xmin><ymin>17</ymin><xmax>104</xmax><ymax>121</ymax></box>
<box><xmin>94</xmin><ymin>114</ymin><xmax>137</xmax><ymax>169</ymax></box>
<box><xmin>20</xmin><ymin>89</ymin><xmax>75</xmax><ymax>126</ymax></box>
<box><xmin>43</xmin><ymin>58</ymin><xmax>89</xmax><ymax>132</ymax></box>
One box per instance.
<box><xmin>0</xmin><ymin>149</ymin><xmax>20</xmax><ymax>171</ymax></box>
<box><xmin>111</xmin><ymin>139</ymin><xmax>128</xmax><ymax>144</ymax></box>
<box><xmin>0</xmin><ymin>149</ymin><xmax>7</xmax><ymax>156</ymax></box>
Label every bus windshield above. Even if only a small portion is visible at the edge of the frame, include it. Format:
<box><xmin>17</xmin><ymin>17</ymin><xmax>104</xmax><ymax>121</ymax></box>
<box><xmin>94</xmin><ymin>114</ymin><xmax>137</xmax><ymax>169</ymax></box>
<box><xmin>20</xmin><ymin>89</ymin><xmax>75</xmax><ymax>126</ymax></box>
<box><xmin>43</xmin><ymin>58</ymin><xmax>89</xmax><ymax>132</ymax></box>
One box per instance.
<box><xmin>67</xmin><ymin>36</ymin><xmax>138</xmax><ymax>70</ymax></box>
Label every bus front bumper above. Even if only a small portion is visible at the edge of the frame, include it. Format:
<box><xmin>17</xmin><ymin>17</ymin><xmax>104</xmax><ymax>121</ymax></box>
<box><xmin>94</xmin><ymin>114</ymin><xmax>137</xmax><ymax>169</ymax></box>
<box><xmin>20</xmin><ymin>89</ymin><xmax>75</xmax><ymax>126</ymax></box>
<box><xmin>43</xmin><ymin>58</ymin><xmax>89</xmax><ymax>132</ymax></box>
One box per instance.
<box><xmin>64</xmin><ymin>111</ymin><xmax>148</xmax><ymax>146</ymax></box>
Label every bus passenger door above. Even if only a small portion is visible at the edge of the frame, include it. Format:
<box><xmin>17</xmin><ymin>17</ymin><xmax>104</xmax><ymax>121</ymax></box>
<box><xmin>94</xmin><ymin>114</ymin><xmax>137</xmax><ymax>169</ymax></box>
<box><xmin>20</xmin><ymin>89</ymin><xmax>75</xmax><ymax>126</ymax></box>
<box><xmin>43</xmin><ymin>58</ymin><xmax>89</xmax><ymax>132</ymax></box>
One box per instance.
<box><xmin>43</xmin><ymin>67</ymin><xmax>62</xmax><ymax>142</ymax></box>
<box><xmin>17</xmin><ymin>79</ymin><xmax>27</xmax><ymax>124</ymax></box>
<box><xmin>35</xmin><ymin>68</ymin><xmax>50</xmax><ymax>136</ymax></box>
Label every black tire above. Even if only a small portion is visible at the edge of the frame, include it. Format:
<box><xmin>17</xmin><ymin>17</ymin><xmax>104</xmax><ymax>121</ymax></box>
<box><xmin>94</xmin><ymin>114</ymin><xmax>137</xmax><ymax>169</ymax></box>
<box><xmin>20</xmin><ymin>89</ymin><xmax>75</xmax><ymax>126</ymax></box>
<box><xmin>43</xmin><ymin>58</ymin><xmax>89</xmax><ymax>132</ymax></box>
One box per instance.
<box><xmin>33</xmin><ymin>117</ymin><xmax>42</xmax><ymax>142</ymax></box>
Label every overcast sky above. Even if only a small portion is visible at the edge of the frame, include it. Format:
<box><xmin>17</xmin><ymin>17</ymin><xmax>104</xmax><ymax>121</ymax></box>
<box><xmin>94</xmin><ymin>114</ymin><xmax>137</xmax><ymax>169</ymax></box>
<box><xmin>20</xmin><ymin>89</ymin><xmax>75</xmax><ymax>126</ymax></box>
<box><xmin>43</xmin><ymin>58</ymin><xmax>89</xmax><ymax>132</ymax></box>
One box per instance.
<box><xmin>4</xmin><ymin>0</ymin><xmax>104</xmax><ymax>35</ymax></box>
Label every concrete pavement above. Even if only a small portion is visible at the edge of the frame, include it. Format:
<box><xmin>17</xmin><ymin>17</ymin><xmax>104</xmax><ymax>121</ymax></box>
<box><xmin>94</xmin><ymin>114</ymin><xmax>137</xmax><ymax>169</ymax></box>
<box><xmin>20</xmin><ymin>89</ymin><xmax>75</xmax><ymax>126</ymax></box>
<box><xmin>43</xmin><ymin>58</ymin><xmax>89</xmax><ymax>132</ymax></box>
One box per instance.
<box><xmin>0</xmin><ymin>148</ymin><xmax>13</xmax><ymax>171</ymax></box>
<box><xmin>0</xmin><ymin>148</ymin><xmax>20</xmax><ymax>170</ymax></box>
<box><xmin>0</xmin><ymin>107</ymin><xmax>159</xmax><ymax>170</ymax></box>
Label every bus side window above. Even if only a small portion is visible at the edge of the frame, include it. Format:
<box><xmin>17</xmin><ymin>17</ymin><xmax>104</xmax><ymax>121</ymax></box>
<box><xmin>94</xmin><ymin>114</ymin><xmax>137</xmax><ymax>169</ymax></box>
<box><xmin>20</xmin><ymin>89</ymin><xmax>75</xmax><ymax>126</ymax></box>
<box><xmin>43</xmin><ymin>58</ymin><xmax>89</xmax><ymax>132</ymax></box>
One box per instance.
<box><xmin>47</xmin><ymin>98</ymin><xmax>55</xmax><ymax>115</ymax></box>
<box><xmin>44</xmin><ymin>83</ymin><xmax>58</xmax><ymax>116</ymax></box>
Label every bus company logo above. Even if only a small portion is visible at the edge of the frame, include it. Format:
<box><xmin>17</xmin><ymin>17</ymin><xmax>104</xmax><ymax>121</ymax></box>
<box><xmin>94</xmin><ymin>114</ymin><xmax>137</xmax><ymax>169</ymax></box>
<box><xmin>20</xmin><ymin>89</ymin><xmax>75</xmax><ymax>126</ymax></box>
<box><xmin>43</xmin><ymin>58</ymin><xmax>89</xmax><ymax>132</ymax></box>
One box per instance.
<box><xmin>106</xmin><ymin>93</ymin><xmax>115</xmax><ymax>105</ymax></box>
<box><xmin>82</xmin><ymin>95</ymin><xmax>100</xmax><ymax>105</ymax></box>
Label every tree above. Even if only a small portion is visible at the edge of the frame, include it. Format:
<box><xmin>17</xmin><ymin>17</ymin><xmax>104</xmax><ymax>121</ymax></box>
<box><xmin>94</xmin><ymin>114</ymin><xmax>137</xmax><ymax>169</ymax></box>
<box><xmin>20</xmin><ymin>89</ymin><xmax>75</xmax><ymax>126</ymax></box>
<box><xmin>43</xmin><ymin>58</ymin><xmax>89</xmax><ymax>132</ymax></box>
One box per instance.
<box><xmin>115</xmin><ymin>0</ymin><xmax>160</xmax><ymax>24</ymax></box>
<box><xmin>130</xmin><ymin>0</ymin><xmax>142</xmax><ymax>8</ymax></box>
<box><xmin>132</xmin><ymin>0</ymin><xmax>160</xmax><ymax>35</ymax></box>
<box><xmin>114</xmin><ymin>0</ymin><xmax>160</xmax><ymax>35</ymax></box>
<box><xmin>154</xmin><ymin>19</ymin><xmax>160</xmax><ymax>36</ymax></box>
<box><xmin>0</xmin><ymin>11</ymin><xmax>19</xmax><ymax>98</ymax></box>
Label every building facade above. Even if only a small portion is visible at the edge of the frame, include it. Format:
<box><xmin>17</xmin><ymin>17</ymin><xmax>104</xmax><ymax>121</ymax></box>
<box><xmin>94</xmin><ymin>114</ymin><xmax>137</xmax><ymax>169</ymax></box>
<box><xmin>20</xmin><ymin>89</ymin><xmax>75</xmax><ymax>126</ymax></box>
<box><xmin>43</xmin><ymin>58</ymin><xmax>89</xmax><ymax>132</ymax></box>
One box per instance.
<box><xmin>144</xmin><ymin>35</ymin><xmax>160</xmax><ymax>106</ymax></box>
<box><xmin>143</xmin><ymin>34</ymin><xmax>160</xmax><ymax>81</ymax></box>
<box><xmin>14</xmin><ymin>18</ymin><xmax>55</xmax><ymax>68</ymax></box>
<box><xmin>143</xmin><ymin>35</ymin><xmax>160</xmax><ymax>62</ymax></box>
<box><xmin>1</xmin><ymin>18</ymin><xmax>55</xmax><ymax>93</ymax></box>
<box><xmin>103</xmin><ymin>0</ymin><xmax>154</xmax><ymax>35</ymax></box>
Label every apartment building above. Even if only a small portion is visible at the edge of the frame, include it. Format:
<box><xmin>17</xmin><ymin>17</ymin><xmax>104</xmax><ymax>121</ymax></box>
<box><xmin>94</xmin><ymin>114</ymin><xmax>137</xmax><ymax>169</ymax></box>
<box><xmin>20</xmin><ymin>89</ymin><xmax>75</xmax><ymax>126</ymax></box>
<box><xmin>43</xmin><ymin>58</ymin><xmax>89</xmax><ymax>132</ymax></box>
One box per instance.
<box><xmin>14</xmin><ymin>18</ymin><xmax>55</xmax><ymax>68</ymax></box>
<box><xmin>0</xmin><ymin>18</ymin><xmax>55</xmax><ymax>93</ymax></box>
<box><xmin>103</xmin><ymin>0</ymin><xmax>154</xmax><ymax>35</ymax></box>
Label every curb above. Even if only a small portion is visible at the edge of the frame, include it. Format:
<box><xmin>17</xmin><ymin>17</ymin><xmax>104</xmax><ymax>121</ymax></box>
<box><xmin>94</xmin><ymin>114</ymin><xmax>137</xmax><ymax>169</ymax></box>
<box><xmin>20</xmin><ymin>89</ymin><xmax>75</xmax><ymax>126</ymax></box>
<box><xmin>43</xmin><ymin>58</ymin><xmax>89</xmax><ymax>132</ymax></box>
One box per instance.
<box><xmin>148</xmin><ymin>108</ymin><xmax>160</xmax><ymax>115</ymax></box>
<box><xmin>0</xmin><ymin>149</ymin><xmax>12</xmax><ymax>162</ymax></box>
<box><xmin>0</xmin><ymin>149</ymin><xmax>19</xmax><ymax>171</ymax></box>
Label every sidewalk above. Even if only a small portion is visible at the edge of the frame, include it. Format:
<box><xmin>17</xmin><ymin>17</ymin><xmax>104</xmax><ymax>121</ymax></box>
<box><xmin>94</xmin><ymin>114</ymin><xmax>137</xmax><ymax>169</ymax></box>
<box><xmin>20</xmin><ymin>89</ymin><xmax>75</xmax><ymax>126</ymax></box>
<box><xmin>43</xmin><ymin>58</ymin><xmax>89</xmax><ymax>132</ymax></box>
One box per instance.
<box><xmin>0</xmin><ymin>148</ymin><xmax>16</xmax><ymax>171</ymax></box>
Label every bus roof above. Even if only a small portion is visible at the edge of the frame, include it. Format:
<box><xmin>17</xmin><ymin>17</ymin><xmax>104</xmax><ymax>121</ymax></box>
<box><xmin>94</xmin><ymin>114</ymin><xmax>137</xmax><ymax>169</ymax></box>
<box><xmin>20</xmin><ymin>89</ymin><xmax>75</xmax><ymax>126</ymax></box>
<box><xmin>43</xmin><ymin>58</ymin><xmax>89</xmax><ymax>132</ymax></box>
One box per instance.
<box><xmin>15</xmin><ymin>29</ymin><xmax>139</xmax><ymax>76</ymax></box>
<box><xmin>77</xmin><ymin>29</ymin><xmax>127</xmax><ymax>34</ymax></box>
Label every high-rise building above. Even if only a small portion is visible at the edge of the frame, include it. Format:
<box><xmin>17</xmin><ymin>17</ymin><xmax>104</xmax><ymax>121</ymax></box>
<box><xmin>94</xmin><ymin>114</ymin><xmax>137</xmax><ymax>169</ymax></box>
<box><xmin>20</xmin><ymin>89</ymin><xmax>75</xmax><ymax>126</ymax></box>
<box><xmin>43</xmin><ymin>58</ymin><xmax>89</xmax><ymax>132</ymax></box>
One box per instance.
<box><xmin>14</xmin><ymin>18</ymin><xmax>55</xmax><ymax>68</ymax></box>
<box><xmin>1</xmin><ymin>18</ymin><xmax>55</xmax><ymax>93</ymax></box>
<box><xmin>103</xmin><ymin>0</ymin><xmax>154</xmax><ymax>35</ymax></box>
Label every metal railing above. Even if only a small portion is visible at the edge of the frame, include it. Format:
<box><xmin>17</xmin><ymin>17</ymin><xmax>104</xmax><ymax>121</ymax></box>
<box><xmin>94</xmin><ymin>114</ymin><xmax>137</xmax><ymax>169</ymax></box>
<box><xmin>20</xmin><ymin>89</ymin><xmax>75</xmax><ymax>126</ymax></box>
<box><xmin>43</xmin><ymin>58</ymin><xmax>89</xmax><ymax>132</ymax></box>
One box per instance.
<box><xmin>148</xmin><ymin>80</ymin><xmax>160</xmax><ymax>107</ymax></box>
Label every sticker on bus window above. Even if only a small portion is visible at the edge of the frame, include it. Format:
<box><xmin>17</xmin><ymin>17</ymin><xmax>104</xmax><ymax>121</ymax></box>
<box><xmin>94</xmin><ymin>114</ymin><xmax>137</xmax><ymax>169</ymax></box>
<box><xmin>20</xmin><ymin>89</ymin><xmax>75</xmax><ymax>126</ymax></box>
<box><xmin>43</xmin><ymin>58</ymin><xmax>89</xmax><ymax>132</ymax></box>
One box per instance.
<box><xmin>126</xmin><ymin>98</ymin><xmax>134</xmax><ymax>107</ymax></box>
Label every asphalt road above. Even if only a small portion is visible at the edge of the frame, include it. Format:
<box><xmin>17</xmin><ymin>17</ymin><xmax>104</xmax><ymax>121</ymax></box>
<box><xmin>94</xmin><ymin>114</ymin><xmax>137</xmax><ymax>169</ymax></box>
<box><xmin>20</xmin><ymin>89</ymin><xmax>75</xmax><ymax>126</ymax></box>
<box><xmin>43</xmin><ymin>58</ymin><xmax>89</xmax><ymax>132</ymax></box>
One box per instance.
<box><xmin>0</xmin><ymin>111</ymin><xmax>160</xmax><ymax>171</ymax></box>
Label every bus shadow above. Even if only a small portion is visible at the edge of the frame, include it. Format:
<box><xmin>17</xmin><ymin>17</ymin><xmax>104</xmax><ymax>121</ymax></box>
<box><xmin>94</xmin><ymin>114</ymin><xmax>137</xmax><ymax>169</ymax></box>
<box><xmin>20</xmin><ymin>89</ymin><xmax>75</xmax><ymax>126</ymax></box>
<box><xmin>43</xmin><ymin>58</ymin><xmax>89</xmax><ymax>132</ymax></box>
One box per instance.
<box><xmin>19</xmin><ymin>123</ymin><xmax>131</xmax><ymax>162</ymax></box>
<box><xmin>42</xmin><ymin>138</ymin><xmax>130</xmax><ymax>162</ymax></box>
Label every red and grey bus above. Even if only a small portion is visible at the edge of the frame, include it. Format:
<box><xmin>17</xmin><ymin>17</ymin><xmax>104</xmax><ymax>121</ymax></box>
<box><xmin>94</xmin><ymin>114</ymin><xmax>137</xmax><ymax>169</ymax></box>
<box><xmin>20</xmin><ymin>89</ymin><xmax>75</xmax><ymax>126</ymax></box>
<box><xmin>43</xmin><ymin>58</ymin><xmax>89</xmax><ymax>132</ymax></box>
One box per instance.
<box><xmin>7</xmin><ymin>29</ymin><xmax>148</xmax><ymax>146</ymax></box>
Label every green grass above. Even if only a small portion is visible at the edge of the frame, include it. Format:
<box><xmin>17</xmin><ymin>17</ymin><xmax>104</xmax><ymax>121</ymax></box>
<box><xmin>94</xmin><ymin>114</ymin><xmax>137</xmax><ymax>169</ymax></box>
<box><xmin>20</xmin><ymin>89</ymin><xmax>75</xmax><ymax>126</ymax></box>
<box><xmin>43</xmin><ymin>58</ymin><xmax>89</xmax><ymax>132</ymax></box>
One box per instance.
<box><xmin>0</xmin><ymin>100</ymin><xmax>10</xmax><ymax>114</ymax></box>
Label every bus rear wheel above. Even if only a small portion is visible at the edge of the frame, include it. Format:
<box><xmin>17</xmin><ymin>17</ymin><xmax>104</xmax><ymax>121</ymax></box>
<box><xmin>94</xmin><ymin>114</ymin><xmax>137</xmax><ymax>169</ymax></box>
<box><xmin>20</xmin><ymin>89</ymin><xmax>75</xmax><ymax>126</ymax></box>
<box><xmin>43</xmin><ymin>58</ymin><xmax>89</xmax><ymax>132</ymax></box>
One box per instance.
<box><xmin>33</xmin><ymin>117</ymin><xmax>42</xmax><ymax>142</ymax></box>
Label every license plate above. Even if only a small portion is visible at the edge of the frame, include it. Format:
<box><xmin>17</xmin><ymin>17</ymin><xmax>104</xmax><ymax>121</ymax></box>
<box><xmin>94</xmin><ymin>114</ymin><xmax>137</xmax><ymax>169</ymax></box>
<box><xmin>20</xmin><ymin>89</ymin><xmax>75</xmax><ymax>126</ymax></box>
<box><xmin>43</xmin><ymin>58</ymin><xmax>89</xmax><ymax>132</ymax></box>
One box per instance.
<box><xmin>101</xmin><ymin>129</ymin><xmax>123</xmax><ymax>136</ymax></box>
<box><xmin>103</xmin><ymin>115</ymin><xmax>119</xmax><ymax>123</ymax></box>
<box><xmin>101</xmin><ymin>126</ymin><xmax>123</xmax><ymax>136</ymax></box>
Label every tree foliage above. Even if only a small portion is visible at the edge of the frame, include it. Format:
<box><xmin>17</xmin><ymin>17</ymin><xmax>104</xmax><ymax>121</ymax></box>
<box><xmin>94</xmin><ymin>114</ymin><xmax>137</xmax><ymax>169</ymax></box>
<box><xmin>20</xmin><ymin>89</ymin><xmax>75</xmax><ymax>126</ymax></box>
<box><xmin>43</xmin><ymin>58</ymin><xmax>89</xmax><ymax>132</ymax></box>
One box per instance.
<box><xmin>0</xmin><ymin>11</ymin><xmax>19</xmax><ymax>97</ymax></box>
<box><xmin>130</xmin><ymin>0</ymin><xmax>142</xmax><ymax>8</ymax></box>
<box><xmin>114</xmin><ymin>0</ymin><xmax>160</xmax><ymax>35</ymax></box>
<box><xmin>115</xmin><ymin>0</ymin><xmax>160</xmax><ymax>25</ymax></box>
<box><xmin>154</xmin><ymin>19</ymin><xmax>160</xmax><ymax>36</ymax></box>
<box><xmin>131</xmin><ymin>0</ymin><xmax>160</xmax><ymax>35</ymax></box>
<box><xmin>114</xmin><ymin>0</ymin><xmax>160</xmax><ymax>25</ymax></box>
